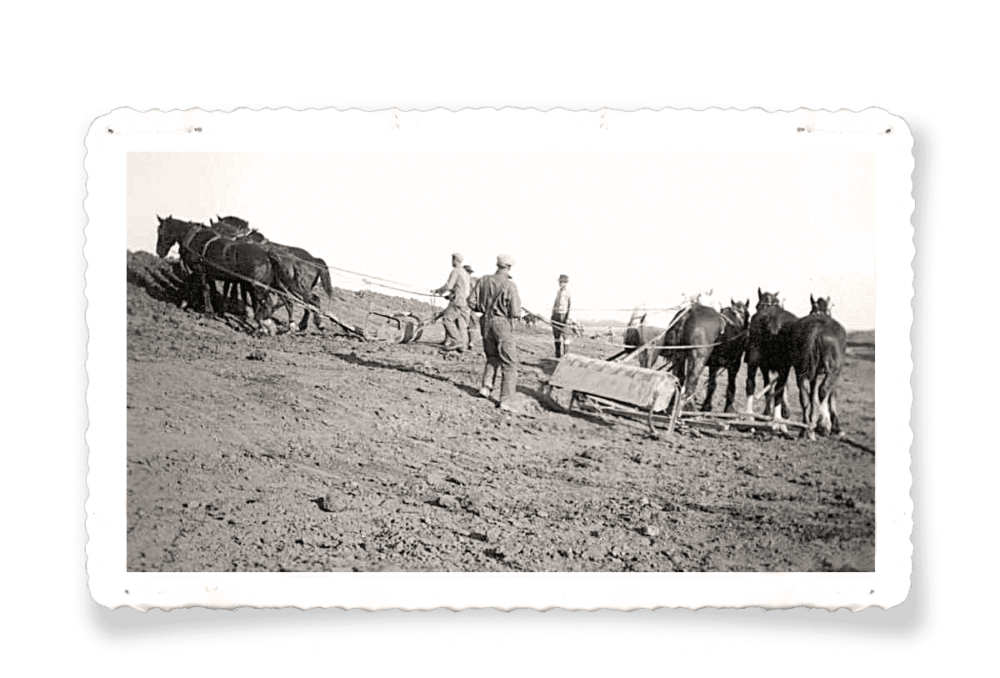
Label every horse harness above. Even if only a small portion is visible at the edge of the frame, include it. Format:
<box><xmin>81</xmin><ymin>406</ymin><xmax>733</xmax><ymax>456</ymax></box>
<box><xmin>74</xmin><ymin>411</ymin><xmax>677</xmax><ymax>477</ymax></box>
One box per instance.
<box><xmin>179</xmin><ymin>226</ymin><xmax>237</xmax><ymax>267</ymax></box>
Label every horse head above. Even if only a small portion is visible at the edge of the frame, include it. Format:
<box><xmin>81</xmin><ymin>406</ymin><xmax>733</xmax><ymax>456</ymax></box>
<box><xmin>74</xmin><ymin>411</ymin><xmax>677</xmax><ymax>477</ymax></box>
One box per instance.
<box><xmin>242</xmin><ymin>229</ymin><xmax>267</xmax><ymax>244</ymax></box>
<box><xmin>727</xmin><ymin>298</ymin><xmax>750</xmax><ymax>329</ymax></box>
<box><xmin>756</xmin><ymin>289</ymin><xmax>781</xmax><ymax>312</ymax></box>
<box><xmin>810</xmin><ymin>294</ymin><xmax>833</xmax><ymax>316</ymax></box>
<box><xmin>155</xmin><ymin>214</ymin><xmax>178</xmax><ymax>257</ymax></box>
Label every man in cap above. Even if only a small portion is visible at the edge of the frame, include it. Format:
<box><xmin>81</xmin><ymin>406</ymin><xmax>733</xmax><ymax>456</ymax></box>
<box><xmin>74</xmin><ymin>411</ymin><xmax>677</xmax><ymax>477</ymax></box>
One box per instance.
<box><xmin>431</xmin><ymin>252</ymin><xmax>471</xmax><ymax>351</ymax></box>
<box><xmin>468</xmin><ymin>254</ymin><xmax>522</xmax><ymax>410</ymax></box>
<box><xmin>551</xmin><ymin>273</ymin><xmax>572</xmax><ymax>358</ymax></box>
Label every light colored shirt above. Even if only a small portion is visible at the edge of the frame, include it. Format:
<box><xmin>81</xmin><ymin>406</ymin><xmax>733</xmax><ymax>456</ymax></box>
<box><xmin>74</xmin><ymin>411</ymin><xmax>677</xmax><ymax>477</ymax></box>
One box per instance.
<box><xmin>552</xmin><ymin>287</ymin><xmax>572</xmax><ymax>315</ymax></box>
<box><xmin>435</xmin><ymin>266</ymin><xmax>470</xmax><ymax>308</ymax></box>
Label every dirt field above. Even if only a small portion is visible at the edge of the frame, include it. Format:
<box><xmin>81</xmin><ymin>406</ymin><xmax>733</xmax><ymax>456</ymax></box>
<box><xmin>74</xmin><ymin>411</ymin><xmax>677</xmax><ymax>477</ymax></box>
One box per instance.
<box><xmin>126</xmin><ymin>251</ymin><xmax>875</xmax><ymax>572</ymax></box>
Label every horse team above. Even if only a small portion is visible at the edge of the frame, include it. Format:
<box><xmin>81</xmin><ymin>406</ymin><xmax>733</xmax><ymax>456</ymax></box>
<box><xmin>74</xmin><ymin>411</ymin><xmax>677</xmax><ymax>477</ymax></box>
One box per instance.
<box><xmin>155</xmin><ymin>215</ymin><xmax>333</xmax><ymax>333</ymax></box>
<box><xmin>155</xmin><ymin>215</ymin><xmax>848</xmax><ymax>441</ymax></box>
<box><xmin>624</xmin><ymin>290</ymin><xmax>848</xmax><ymax>441</ymax></box>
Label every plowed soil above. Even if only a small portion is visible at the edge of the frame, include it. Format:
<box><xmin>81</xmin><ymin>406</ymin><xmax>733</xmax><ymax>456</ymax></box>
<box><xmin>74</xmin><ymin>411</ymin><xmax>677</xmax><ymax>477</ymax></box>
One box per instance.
<box><xmin>127</xmin><ymin>251</ymin><xmax>875</xmax><ymax>572</ymax></box>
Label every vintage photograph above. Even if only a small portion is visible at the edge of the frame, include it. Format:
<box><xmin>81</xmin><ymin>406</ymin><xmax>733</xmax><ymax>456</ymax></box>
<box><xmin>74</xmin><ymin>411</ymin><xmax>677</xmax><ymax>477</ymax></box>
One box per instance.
<box><xmin>89</xmin><ymin>108</ymin><xmax>911</xmax><ymax>608</ymax></box>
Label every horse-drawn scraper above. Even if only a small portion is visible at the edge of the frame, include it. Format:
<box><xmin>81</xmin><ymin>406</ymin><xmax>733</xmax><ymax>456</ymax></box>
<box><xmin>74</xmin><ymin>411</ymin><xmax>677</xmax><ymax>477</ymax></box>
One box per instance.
<box><xmin>365</xmin><ymin>311</ymin><xmax>433</xmax><ymax>344</ymax></box>
<box><xmin>545</xmin><ymin>344</ymin><xmax>681</xmax><ymax>438</ymax></box>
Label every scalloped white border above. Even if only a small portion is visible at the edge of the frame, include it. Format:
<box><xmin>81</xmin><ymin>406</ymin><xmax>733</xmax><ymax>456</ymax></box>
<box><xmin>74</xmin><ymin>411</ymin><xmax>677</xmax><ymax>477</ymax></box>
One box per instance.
<box><xmin>85</xmin><ymin>107</ymin><xmax>912</xmax><ymax>611</ymax></box>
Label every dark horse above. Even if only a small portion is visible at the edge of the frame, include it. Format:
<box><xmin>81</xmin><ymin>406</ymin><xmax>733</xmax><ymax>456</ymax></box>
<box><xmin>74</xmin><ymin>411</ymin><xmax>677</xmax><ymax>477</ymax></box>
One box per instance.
<box><xmin>155</xmin><ymin>215</ymin><xmax>280</xmax><ymax>331</ymax></box>
<box><xmin>702</xmin><ymin>299</ymin><xmax>750</xmax><ymax>412</ymax></box>
<box><xmin>663</xmin><ymin>303</ymin><xmax>745</xmax><ymax>410</ymax></box>
<box><xmin>209</xmin><ymin>215</ymin><xmax>252</xmax><ymax>238</ymax></box>
<box><xmin>238</xmin><ymin>230</ymin><xmax>334</xmax><ymax>331</ymax></box>
<box><xmin>745</xmin><ymin>288</ymin><xmax>799</xmax><ymax>418</ymax></box>
<box><xmin>776</xmin><ymin>295</ymin><xmax>847</xmax><ymax>439</ymax></box>
<box><xmin>623</xmin><ymin>302</ymin><xmax>749</xmax><ymax>411</ymax></box>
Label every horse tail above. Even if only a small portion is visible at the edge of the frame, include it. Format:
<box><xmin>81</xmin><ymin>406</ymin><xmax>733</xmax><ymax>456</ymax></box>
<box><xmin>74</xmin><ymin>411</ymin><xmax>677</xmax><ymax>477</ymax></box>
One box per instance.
<box><xmin>268</xmin><ymin>251</ymin><xmax>306</xmax><ymax>302</ymax></box>
<box><xmin>316</xmin><ymin>258</ymin><xmax>334</xmax><ymax>298</ymax></box>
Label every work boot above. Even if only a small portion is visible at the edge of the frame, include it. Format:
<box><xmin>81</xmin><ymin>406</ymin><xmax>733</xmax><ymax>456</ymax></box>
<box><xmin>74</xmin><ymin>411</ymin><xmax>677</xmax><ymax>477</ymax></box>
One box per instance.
<box><xmin>478</xmin><ymin>386</ymin><xmax>492</xmax><ymax>399</ymax></box>
<box><xmin>555</xmin><ymin>343</ymin><xmax>562</xmax><ymax>358</ymax></box>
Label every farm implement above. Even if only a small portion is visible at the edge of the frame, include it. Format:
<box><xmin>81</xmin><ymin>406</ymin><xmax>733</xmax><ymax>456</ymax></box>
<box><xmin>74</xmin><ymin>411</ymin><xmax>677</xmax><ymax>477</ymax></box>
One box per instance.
<box><xmin>364</xmin><ymin>310</ymin><xmax>432</xmax><ymax>344</ymax></box>
<box><xmin>543</xmin><ymin>307</ymin><xmax>810</xmax><ymax>439</ymax></box>
<box><xmin>545</xmin><ymin>353</ymin><xmax>681</xmax><ymax>438</ymax></box>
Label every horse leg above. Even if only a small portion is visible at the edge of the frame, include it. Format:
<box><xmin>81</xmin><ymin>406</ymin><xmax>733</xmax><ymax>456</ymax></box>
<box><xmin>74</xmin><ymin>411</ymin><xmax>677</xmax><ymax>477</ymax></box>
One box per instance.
<box><xmin>200</xmin><ymin>270</ymin><xmax>215</xmax><ymax>314</ymax></box>
<box><xmin>250</xmin><ymin>286</ymin><xmax>276</xmax><ymax>335</ymax></box>
<box><xmin>723</xmin><ymin>361</ymin><xmax>739</xmax><ymax>413</ymax></box>
<box><xmin>829</xmin><ymin>389</ymin><xmax>843</xmax><ymax>436</ymax></box>
<box><xmin>310</xmin><ymin>287</ymin><xmax>325</xmax><ymax>330</ymax></box>
<box><xmin>761</xmin><ymin>369</ymin><xmax>773</xmax><ymax>417</ymax></box>
<box><xmin>816</xmin><ymin>376</ymin><xmax>832</xmax><ymax>436</ymax></box>
<box><xmin>683</xmin><ymin>353</ymin><xmax>708</xmax><ymax>412</ymax></box>
<box><xmin>810</xmin><ymin>374</ymin><xmax>824</xmax><ymax>438</ymax></box>
<box><xmin>797</xmin><ymin>373</ymin><xmax>813</xmax><ymax>440</ymax></box>
<box><xmin>817</xmin><ymin>369</ymin><xmax>842</xmax><ymax>436</ymax></box>
<box><xmin>241</xmin><ymin>283</ymin><xmax>253</xmax><ymax>316</ymax></box>
<box><xmin>773</xmin><ymin>365</ymin><xmax>792</xmax><ymax>421</ymax></box>
<box><xmin>301</xmin><ymin>292</ymin><xmax>322</xmax><ymax>332</ymax></box>
<box><xmin>701</xmin><ymin>364</ymin><xmax>718</xmax><ymax>412</ymax></box>
<box><xmin>222</xmin><ymin>281</ymin><xmax>240</xmax><ymax>315</ymax></box>
<box><xmin>745</xmin><ymin>363</ymin><xmax>758</xmax><ymax>414</ymax></box>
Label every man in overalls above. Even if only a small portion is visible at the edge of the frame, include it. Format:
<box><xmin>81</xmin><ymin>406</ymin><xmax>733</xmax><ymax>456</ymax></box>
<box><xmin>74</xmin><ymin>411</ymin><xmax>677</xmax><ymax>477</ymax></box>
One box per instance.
<box><xmin>468</xmin><ymin>254</ymin><xmax>522</xmax><ymax>410</ymax></box>
<box><xmin>432</xmin><ymin>252</ymin><xmax>471</xmax><ymax>351</ymax></box>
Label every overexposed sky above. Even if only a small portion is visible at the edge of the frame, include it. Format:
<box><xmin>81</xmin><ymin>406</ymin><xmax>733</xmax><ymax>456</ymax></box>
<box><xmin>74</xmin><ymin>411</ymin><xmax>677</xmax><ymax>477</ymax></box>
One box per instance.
<box><xmin>128</xmin><ymin>149</ymin><xmax>875</xmax><ymax>329</ymax></box>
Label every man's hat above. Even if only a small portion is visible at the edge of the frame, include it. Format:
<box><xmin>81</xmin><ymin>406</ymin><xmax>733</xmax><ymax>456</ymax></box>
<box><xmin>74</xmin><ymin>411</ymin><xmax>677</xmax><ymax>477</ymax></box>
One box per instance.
<box><xmin>558</xmin><ymin>274</ymin><xmax>569</xmax><ymax>283</ymax></box>
<box><xmin>497</xmin><ymin>254</ymin><xmax>515</xmax><ymax>268</ymax></box>
<box><xmin>463</xmin><ymin>265</ymin><xmax>473</xmax><ymax>273</ymax></box>
<box><xmin>452</xmin><ymin>252</ymin><xmax>463</xmax><ymax>263</ymax></box>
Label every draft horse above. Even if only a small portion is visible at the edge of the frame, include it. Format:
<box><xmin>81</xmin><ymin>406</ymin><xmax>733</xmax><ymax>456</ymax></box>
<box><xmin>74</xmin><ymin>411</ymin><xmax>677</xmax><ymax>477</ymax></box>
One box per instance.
<box><xmin>622</xmin><ymin>301</ymin><xmax>749</xmax><ymax>412</ymax></box>
<box><xmin>155</xmin><ymin>215</ymin><xmax>283</xmax><ymax>331</ymax></box>
<box><xmin>745</xmin><ymin>288</ymin><xmax>798</xmax><ymax>418</ymax></box>
<box><xmin>701</xmin><ymin>299</ymin><xmax>750</xmax><ymax>412</ymax></box>
<box><xmin>664</xmin><ymin>303</ymin><xmax>743</xmax><ymax>411</ymax></box>
<box><xmin>238</xmin><ymin>231</ymin><xmax>334</xmax><ymax>331</ymax></box>
<box><xmin>775</xmin><ymin>295</ymin><xmax>847</xmax><ymax>439</ymax></box>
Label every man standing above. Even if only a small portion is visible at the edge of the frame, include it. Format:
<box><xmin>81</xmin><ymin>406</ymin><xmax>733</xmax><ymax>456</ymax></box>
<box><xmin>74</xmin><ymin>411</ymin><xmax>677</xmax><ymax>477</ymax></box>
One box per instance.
<box><xmin>468</xmin><ymin>254</ymin><xmax>521</xmax><ymax>410</ymax></box>
<box><xmin>431</xmin><ymin>252</ymin><xmax>471</xmax><ymax>351</ymax></box>
<box><xmin>551</xmin><ymin>273</ymin><xmax>572</xmax><ymax>358</ymax></box>
<box><xmin>463</xmin><ymin>264</ymin><xmax>478</xmax><ymax>351</ymax></box>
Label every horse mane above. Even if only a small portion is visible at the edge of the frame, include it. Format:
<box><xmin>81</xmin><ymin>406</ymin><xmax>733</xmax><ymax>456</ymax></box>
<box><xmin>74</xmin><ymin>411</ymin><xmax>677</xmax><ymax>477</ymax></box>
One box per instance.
<box><xmin>209</xmin><ymin>215</ymin><xmax>252</xmax><ymax>239</ymax></box>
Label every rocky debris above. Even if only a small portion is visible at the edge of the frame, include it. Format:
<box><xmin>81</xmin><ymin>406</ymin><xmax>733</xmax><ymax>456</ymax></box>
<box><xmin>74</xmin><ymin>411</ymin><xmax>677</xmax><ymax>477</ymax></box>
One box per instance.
<box><xmin>319</xmin><ymin>491</ymin><xmax>349</xmax><ymax>513</ymax></box>
<box><xmin>461</xmin><ymin>493</ymin><xmax>486</xmax><ymax>516</ymax></box>
<box><xmin>435</xmin><ymin>494</ymin><xmax>460</xmax><ymax>510</ymax></box>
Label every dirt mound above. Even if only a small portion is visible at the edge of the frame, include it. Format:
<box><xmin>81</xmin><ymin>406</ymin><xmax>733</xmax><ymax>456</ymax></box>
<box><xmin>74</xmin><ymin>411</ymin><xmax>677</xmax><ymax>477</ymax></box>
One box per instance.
<box><xmin>127</xmin><ymin>251</ymin><xmax>875</xmax><ymax>572</ymax></box>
